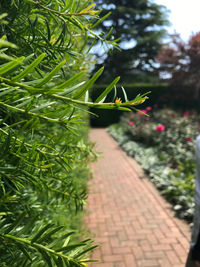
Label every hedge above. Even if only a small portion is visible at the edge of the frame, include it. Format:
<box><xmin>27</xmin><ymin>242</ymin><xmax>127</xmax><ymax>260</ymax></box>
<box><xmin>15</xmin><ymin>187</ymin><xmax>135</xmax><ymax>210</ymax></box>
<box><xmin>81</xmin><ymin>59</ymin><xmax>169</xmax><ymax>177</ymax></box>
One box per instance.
<box><xmin>90</xmin><ymin>83</ymin><xmax>170</xmax><ymax>126</ymax></box>
<box><xmin>90</xmin><ymin>82</ymin><xmax>200</xmax><ymax>127</ymax></box>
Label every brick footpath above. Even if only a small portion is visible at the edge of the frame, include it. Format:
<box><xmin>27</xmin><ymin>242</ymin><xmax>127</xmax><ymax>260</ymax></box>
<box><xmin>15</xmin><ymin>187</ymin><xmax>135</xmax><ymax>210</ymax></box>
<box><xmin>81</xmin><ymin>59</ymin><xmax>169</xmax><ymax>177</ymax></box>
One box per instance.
<box><xmin>85</xmin><ymin>128</ymin><xmax>191</xmax><ymax>267</ymax></box>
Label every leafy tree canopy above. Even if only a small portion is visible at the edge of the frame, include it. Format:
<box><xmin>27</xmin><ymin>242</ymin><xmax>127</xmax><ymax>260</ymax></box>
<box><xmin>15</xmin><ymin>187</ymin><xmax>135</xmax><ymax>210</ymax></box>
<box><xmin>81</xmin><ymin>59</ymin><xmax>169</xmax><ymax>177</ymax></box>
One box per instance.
<box><xmin>93</xmin><ymin>0</ymin><xmax>169</xmax><ymax>83</ymax></box>
<box><xmin>157</xmin><ymin>32</ymin><xmax>200</xmax><ymax>101</ymax></box>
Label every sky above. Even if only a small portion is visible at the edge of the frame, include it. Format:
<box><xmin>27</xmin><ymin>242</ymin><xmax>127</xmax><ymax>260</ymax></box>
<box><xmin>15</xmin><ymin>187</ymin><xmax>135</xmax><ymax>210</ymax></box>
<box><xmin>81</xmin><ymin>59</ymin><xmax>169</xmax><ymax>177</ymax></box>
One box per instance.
<box><xmin>154</xmin><ymin>0</ymin><xmax>200</xmax><ymax>41</ymax></box>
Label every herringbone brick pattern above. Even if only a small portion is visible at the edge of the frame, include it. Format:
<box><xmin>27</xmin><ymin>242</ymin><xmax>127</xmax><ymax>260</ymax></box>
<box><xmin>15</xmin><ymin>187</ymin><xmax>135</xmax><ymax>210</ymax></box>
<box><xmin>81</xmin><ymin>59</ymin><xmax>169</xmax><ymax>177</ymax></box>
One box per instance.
<box><xmin>85</xmin><ymin>129</ymin><xmax>191</xmax><ymax>267</ymax></box>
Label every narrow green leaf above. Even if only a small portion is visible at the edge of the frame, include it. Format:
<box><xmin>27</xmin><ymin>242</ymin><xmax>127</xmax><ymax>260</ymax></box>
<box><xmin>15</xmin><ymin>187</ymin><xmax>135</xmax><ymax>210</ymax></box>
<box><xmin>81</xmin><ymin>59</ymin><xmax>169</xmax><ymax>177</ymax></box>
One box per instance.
<box><xmin>104</xmin><ymin>26</ymin><xmax>113</xmax><ymax>40</ymax></box>
<box><xmin>92</xmin><ymin>104</ymin><xmax>131</xmax><ymax>111</ymax></box>
<box><xmin>121</xmin><ymin>86</ymin><xmax>128</xmax><ymax>102</ymax></box>
<box><xmin>91</xmin><ymin>12</ymin><xmax>111</xmax><ymax>29</ymax></box>
<box><xmin>38</xmin><ymin>248</ymin><xmax>53</xmax><ymax>267</ymax></box>
<box><xmin>16</xmin><ymin>243</ymin><xmax>32</xmax><ymax>262</ymax></box>
<box><xmin>74</xmin><ymin>67</ymin><xmax>104</xmax><ymax>99</ymax></box>
<box><xmin>95</xmin><ymin>76</ymin><xmax>120</xmax><ymax>103</ymax></box>
<box><xmin>12</xmin><ymin>53</ymin><xmax>46</xmax><ymax>82</ymax></box>
<box><xmin>92</xmin><ymin>105</ymin><xmax>114</xmax><ymax>109</ymax></box>
<box><xmin>0</xmin><ymin>88</ymin><xmax>15</xmax><ymax>97</ymax></box>
<box><xmin>74</xmin><ymin>245</ymin><xmax>98</xmax><ymax>259</ymax></box>
<box><xmin>37</xmin><ymin>226</ymin><xmax>64</xmax><ymax>243</ymax></box>
<box><xmin>0</xmin><ymin>56</ymin><xmax>24</xmax><ymax>75</ymax></box>
<box><xmin>31</xmin><ymin>224</ymin><xmax>54</xmax><ymax>243</ymax></box>
<box><xmin>50</xmin><ymin>71</ymin><xmax>86</xmax><ymax>91</ymax></box>
<box><xmin>45</xmin><ymin>20</ymin><xmax>51</xmax><ymax>41</ymax></box>
<box><xmin>57</xmin><ymin>82</ymin><xmax>86</xmax><ymax>96</ymax></box>
<box><xmin>35</xmin><ymin>60</ymin><xmax>66</xmax><ymax>87</ymax></box>
<box><xmin>48</xmin><ymin>231</ymin><xmax>75</xmax><ymax>249</ymax></box>
<box><xmin>52</xmin><ymin>255</ymin><xmax>64</xmax><ymax>267</ymax></box>
<box><xmin>0</xmin><ymin>39</ymin><xmax>17</xmax><ymax>49</ymax></box>
<box><xmin>84</xmin><ymin>90</ymin><xmax>89</xmax><ymax>102</ymax></box>
<box><xmin>55</xmin><ymin>243</ymin><xmax>85</xmax><ymax>253</ymax></box>
<box><xmin>30</xmin><ymin>102</ymin><xmax>55</xmax><ymax>112</ymax></box>
<box><xmin>4</xmin><ymin>212</ymin><xmax>26</xmax><ymax>234</ymax></box>
<box><xmin>111</xmin><ymin>85</ymin><xmax>117</xmax><ymax>102</ymax></box>
<box><xmin>16</xmin><ymin>98</ymin><xmax>33</xmax><ymax>108</ymax></box>
<box><xmin>117</xmin><ymin>107</ymin><xmax>131</xmax><ymax>111</ymax></box>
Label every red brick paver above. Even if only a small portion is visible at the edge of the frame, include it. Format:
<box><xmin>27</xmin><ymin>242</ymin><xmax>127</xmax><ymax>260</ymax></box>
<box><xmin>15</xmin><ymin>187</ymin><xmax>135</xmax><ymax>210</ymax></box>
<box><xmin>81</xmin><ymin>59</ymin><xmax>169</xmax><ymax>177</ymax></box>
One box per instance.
<box><xmin>86</xmin><ymin>129</ymin><xmax>191</xmax><ymax>267</ymax></box>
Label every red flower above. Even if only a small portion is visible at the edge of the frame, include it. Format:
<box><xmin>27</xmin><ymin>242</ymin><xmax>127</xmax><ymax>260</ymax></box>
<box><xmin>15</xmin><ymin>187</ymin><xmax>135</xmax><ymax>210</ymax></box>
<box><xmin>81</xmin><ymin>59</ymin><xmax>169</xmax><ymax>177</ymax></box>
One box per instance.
<box><xmin>155</xmin><ymin>124</ymin><xmax>165</xmax><ymax>131</ymax></box>
<box><xmin>138</xmin><ymin>109</ymin><xmax>147</xmax><ymax>116</ymax></box>
<box><xmin>186</xmin><ymin>137</ymin><xmax>192</xmax><ymax>142</ymax></box>
<box><xmin>183</xmin><ymin>111</ymin><xmax>190</xmax><ymax>117</ymax></box>
<box><xmin>146</xmin><ymin>106</ymin><xmax>152</xmax><ymax>111</ymax></box>
<box><xmin>129</xmin><ymin>121</ymin><xmax>135</xmax><ymax>126</ymax></box>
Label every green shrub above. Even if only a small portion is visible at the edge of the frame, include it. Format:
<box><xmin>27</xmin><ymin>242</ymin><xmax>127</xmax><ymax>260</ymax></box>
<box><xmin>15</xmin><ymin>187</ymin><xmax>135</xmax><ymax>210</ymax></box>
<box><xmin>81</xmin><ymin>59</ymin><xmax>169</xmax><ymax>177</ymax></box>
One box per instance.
<box><xmin>0</xmin><ymin>2</ymin><xmax>148</xmax><ymax>265</ymax></box>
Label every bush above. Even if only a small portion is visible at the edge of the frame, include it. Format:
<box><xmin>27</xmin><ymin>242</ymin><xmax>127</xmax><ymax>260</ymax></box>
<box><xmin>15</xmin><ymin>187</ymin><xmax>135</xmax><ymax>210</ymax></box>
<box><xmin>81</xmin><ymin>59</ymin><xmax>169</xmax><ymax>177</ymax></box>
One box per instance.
<box><xmin>108</xmin><ymin>108</ymin><xmax>200</xmax><ymax>221</ymax></box>
<box><xmin>0</xmin><ymin>2</ymin><xmax>148</xmax><ymax>265</ymax></box>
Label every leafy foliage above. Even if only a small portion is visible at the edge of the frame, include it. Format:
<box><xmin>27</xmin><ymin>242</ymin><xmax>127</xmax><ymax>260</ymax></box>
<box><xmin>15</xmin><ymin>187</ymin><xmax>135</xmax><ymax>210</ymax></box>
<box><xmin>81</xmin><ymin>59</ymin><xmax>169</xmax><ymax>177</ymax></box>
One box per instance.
<box><xmin>157</xmin><ymin>32</ymin><xmax>200</xmax><ymax>101</ymax></box>
<box><xmin>0</xmin><ymin>1</ymin><xmax>148</xmax><ymax>265</ymax></box>
<box><xmin>108</xmin><ymin>108</ymin><xmax>200</xmax><ymax>221</ymax></box>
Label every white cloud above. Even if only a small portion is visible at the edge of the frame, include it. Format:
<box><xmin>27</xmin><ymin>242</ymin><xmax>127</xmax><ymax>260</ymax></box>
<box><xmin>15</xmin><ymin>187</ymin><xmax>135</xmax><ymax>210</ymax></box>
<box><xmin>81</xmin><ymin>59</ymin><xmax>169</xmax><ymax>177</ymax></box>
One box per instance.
<box><xmin>155</xmin><ymin>0</ymin><xmax>200</xmax><ymax>41</ymax></box>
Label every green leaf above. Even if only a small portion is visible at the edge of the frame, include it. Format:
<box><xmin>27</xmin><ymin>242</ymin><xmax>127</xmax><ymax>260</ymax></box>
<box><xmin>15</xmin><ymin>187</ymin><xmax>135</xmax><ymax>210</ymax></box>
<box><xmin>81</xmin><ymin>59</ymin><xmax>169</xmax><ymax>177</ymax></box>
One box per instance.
<box><xmin>84</xmin><ymin>90</ymin><xmax>89</xmax><ymax>102</ymax></box>
<box><xmin>74</xmin><ymin>245</ymin><xmax>98</xmax><ymax>259</ymax></box>
<box><xmin>121</xmin><ymin>86</ymin><xmax>128</xmax><ymax>102</ymax></box>
<box><xmin>0</xmin><ymin>39</ymin><xmax>17</xmax><ymax>49</ymax></box>
<box><xmin>55</xmin><ymin>243</ymin><xmax>85</xmax><ymax>253</ymax></box>
<box><xmin>111</xmin><ymin>85</ymin><xmax>117</xmax><ymax>102</ymax></box>
<box><xmin>0</xmin><ymin>56</ymin><xmax>24</xmax><ymax>75</ymax></box>
<box><xmin>104</xmin><ymin>27</ymin><xmax>113</xmax><ymax>40</ymax></box>
<box><xmin>37</xmin><ymin>226</ymin><xmax>64</xmax><ymax>243</ymax></box>
<box><xmin>4</xmin><ymin>212</ymin><xmax>26</xmax><ymax>234</ymax></box>
<box><xmin>38</xmin><ymin>248</ymin><xmax>53</xmax><ymax>267</ymax></box>
<box><xmin>94</xmin><ymin>76</ymin><xmax>120</xmax><ymax>103</ymax></box>
<box><xmin>11</xmin><ymin>53</ymin><xmax>46</xmax><ymax>82</ymax></box>
<box><xmin>74</xmin><ymin>67</ymin><xmax>104</xmax><ymax>99</ymax></box>
<box><xmin>16</xmin><ymin>243</ymin><xmax>32</xmax><ymax>262</ymax></box>
<box><xmin>91</xmin><ymin>12</ymin><xmax>111</xmax><ymax>29</ymax></box>
<box><xmin>30</xmin><ymin>102</ymin><xmax>55</xmax><ymax>112</ymax></box>
<box><xmin>35</xmin><ymin>60</ymin><xmax>66</xmax><ymax>87</ymax></box>
<box><xmin>0</xmin><ymin>88</ymin><xmax>15</xmax><ymax>97</ymax></box>
<box><xmin>48</xmin><ymin>71</ymin><xmax>86</xmax><ymax>93</ymax></box>
<box><xmin>31</xmin><ymin>224</ymin><xmax>54</xmax><ymax>243</ymax></box>
<box><xmin>57</xmin><ymin>82</ymin><xmax>86</xmax><ymax>96</ymax></box>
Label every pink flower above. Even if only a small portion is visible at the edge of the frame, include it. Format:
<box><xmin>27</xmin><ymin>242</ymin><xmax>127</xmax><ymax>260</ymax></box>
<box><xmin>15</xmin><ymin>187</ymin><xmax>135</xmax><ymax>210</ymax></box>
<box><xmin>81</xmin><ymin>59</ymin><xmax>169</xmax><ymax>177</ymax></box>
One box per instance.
<box><xmin>138</xmin><ymin>109</ymin><xmax>147</xmax><ymax>116</ymax></box>
<box><xmin>129</xmin><ymin>121</ymin><xmax>135</xmax><ymax>126</ymax></box>
<box><xmin>183</xmin><ymin>111</ymin><xmax>190</xmax><ymax>117</ymax></box>
<box><xmin>146</xmin><ymin>106</ymin><xmax>152</xmax><ymax>111</ymax></box>
<box><xmin>155</xmin><ymin>124</ymin><xmax>165</xmax><ymax>131</ymax></box>
<box><xmin>186</xmin><ymin>137</ymin><xmax>192</xmax><ymax>142</ymax></box>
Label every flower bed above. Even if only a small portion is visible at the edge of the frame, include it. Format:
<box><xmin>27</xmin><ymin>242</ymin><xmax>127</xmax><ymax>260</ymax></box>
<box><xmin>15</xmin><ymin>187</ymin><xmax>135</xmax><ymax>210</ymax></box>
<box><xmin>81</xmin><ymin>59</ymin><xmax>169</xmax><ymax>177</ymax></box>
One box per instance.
<box><xmin>108</xmin><ymin>108</ymin><xmax>200</xmax><ymax>222</ymax></box>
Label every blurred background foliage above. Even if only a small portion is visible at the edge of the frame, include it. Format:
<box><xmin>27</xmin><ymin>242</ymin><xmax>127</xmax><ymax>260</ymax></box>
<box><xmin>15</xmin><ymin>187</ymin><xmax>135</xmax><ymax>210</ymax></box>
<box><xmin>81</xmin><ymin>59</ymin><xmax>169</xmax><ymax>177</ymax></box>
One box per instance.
<box><xmin>92</xmin><ymin>0</ymin><xmax>169</xmax><ymax>83</ymax></box>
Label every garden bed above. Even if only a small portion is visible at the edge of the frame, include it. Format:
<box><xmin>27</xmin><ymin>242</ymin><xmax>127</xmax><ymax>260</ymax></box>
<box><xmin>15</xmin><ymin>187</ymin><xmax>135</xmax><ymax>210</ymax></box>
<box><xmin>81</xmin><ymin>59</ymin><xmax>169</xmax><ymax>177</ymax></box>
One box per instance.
<box><xmin>107</xmin><ymin>108</ymin><xmax>200</xmax><ymax>222</ymax></box>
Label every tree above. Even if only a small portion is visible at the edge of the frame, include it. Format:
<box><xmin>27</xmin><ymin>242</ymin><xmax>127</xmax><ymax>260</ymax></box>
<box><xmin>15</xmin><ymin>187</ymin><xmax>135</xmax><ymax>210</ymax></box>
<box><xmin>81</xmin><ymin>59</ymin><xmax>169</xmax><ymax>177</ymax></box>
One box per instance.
<box><xmin>157</xmin><ymin>32</ymin><xmax>200</xmax><ymax>101</ymax></box>
<box><xmin>93</xmin><ymin>0</ymin><xmax>169</xmax><ymax>83</ymax></box>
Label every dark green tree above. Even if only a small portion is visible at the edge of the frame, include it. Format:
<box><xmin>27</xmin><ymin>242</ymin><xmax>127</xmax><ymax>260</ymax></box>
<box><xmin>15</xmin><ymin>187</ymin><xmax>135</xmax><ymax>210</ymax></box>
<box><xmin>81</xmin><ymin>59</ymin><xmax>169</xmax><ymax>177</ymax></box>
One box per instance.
<box><xmin>94</xmin><ymin>0</ymin><xmax>169</xmax><ymax>83</ymax></box>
